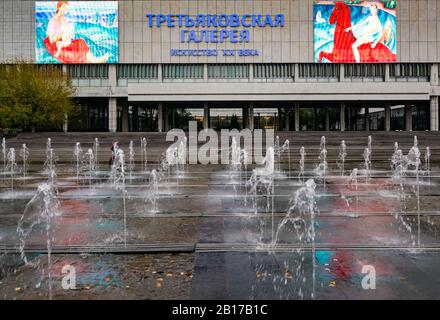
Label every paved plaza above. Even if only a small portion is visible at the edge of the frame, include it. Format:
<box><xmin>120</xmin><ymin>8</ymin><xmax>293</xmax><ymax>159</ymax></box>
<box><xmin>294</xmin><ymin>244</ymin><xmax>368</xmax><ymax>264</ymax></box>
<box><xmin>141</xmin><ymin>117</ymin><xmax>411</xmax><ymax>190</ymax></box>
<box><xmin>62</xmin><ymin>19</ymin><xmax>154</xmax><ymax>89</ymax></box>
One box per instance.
<box><xmin>1</xmin><ymin>132</ymin><xmax>440</xmax><ymax>299</ymax></box>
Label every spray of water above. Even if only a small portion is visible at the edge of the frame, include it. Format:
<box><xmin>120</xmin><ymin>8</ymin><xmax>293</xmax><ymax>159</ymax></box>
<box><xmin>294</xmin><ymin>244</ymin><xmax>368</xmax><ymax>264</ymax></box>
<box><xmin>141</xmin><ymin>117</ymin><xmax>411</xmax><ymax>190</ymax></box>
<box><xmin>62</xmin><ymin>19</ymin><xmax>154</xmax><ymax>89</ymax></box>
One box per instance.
<box><xmin>20</xmin><ymin>144</ymin><xmax>29</xmax><ymax>179</ymax></box>
<box><xmin>338</xmin><ymin>140</ymin><xmax>347</xmax><ymax>176</ymax></box>
<box><xmin>274</xmin><ymin>179</ymin><xmax>317</xmax><ymax>299</ymax></box>
<box><xmin>2</xmin><ymin>137</ymin><xmax>6</xmax><ymax>172</ymax></box>
<box><xmin>17</xmin><ymin>181</ymin><xmax>60</xmax><ymax>300</ymax></box>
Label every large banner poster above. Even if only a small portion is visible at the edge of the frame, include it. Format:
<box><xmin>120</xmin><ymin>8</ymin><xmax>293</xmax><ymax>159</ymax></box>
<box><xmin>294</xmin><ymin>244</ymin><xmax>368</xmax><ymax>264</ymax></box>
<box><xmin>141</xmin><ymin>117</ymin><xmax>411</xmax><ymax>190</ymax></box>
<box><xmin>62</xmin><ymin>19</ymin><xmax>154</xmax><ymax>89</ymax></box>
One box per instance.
<box><xmin>314</xmin><ymin>1</ymin><xmax>397</xmax><ymax>63</ymax></box>
<box><xmin>36</xmin><ymin>1</ymin><xmax>118</xmax><ymax>64</ymax></box>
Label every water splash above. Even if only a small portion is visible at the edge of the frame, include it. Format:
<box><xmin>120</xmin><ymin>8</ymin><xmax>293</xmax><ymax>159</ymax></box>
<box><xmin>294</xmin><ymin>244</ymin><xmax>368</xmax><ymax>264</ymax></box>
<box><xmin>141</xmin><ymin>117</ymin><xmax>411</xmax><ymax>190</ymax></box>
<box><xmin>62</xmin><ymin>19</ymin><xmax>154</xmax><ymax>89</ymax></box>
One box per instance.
<box><xmin>93</xmin><ymin>138</ymin><xmax>99</xmax><ymax>171</ymax></box>
<box><xmin>73</xmin><ymin>142</ymin><xmax>83</xmax><ymax>182</ymax></box>
<box><xmin>128</xmin><ymin>140</ymin><xmax>135</xmax><ymax>177</ymax></box>
<box><xmin>141</xmin><ymin>137</ymin><xmax>148</xmax><ymax>172</ymax></box>
<box><xmin>338</xmin><ymin>140</ymin><xmax>347</xmax><ymax>176</ymax></box>
<box><xmin>363</xmin><ymin>147</ymin><xmax>371</xmax><ymax>182</ymax></box>
<box><xmin>110</xmin><ymin>148</ymin><xmax>127</xmax><ymax>247</ymax></box>
<box><xmin>315</xmin><ymin>136</ymin><xmax>328</xmax><ymax>189</ymax></box>
<box><xmin>2</xmin><ymin>137</ymin><xmax>6</xmax><ymax>172</ymax></box>
<box><xmin>6</xmin><ymin>148</ymin><xmax>18</xmax><ymax>192</ymax></box>
<box><xmin>85</xmin><ymin>148</ymin><xmax>95</xmax><ymax>188</ymax></box>
<box><xmin>274</xmin><ymin>179</ymin><xmax>317</xmax><ymax>299</ymax></box>
<box><xmin>17</xmin><ymin>182</ymin><xmax>60</xmax><ymax>300</ymax></box>
<box><xmin>20</xmin><ymin>144</ymin><xmax>29</xmax><ymax>179</ymax></box>
<box><xmin>299</xmin><ymin>146</ymin><xmax>306</xmax><ymax>182</ymax></box>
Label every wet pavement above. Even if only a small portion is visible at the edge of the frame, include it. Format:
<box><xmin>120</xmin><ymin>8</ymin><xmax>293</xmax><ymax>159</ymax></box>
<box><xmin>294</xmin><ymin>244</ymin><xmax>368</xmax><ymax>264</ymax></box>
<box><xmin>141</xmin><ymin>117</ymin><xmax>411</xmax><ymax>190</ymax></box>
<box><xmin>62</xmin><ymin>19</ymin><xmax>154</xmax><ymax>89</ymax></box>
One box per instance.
<box><xmin>1</xmin><ymin>132</ymin><xmax>440</xmax><ymax>299</ymax></box>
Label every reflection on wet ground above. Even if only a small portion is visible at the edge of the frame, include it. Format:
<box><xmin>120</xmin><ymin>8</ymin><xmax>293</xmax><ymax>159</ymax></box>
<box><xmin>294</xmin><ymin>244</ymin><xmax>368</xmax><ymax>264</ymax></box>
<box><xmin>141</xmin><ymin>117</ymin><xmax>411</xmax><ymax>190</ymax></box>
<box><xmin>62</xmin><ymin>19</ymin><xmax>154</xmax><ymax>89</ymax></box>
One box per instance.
<box><xmin>1</xmin><ymin>132</ymin><xmax>440</xmax><ymax>299</ymax></box>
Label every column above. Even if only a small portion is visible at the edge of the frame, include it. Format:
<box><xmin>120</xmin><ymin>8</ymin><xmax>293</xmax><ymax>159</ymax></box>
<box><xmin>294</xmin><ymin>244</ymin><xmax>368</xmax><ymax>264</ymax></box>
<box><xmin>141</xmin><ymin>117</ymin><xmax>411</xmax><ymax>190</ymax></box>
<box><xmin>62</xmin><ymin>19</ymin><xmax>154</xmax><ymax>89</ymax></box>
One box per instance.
<box><xmin>248</xmin><ymin>103</ymin><xmax>254</xmax><ymax>131</ymax></box>
<box><xmin>63</xmin><ymin>114</ymin><xmax>68</xmax><ymax>133</ymax></box>
<box><xmin>339</xmin><ymin>64</ymin><xmax>345</xmax><ymax>82</ymax></box>
<box><xmin>430</xmin><ymin>64</ymin><xmax>438</xmax><ymax>86</ymax></box>
<box><xmin>405</xmin><ymin>105</ymin><xmax>412</xmax><ymax>131</ymax></box>
<box><xmin>108</xmin><ymin>65</ymin><xmax>117</xmax><ymax>87</ymax></box>
<box><xmin>325</xmin><ymin>108</ymin><xmax>330</xmax><ymax>131</ymax></box>
<box><xmin>384</xmin><ymin>64</ymin><xmax>390</xmax><ymax>82</ymax></box>
<box><xmin>158</xmin><ymin>103</ymin><xmax>163</xmax><ymax>132</ymax></box>
<box><xmin>158</xmin><ymin>63</ymin><xmax>163</xmax><ymax>82</ymax></box>
<box><xmin>249</xmin><ymin>64</ymin><xmax>254</xmax><ymax>82</ymax></box>
<box><xmin>203</xmin><ymin>64</ymin><xmax>208</xmax><ymax>81</ymax></box>
<box><xmin>203</xmin><ymin>103</ymin><xmax>209</xmax><ymax>129</ymax></box>
<box><xmin>108</xmin><ymin>97</ymin><xmax>117</xmax><ymax>132</ymax></box>
<box><xmin>385</xmin><ymin>103</ymin><xmax>391</xmax><ymax>131</ymax></box>
<box><xmin>284</xmin><ymin>108</ymin><xmax>290</xmax><ymax>131</ymax></box>
<box><xmin>365</xmin><ymin>107</ymin><xmax>370</xmax><ymax>131</ymax></box>
<box><xmin>122</xmin><ymin>105</ymin><xmax>129</xmax><ymax>132</ymax></box>
<box><xmin>164</xmin><ymin>106</ymin><xmax>169</xmax><ymax>132</ymax></box>
<box><xmin>243</xmin><ymin>106</ymin><xmax>249</xmax><ymax>128</ymax></box>
<box><xmin>430</xmin><ymin>96</ymin><xmax>439</xmax><ymax>131</ymax></box>
<box><xmin>340</xmin><ymin>103</ymin><xmax>346</xmax><ymax>131</ymax></box>
<box><xmin>294</xmin><ymin>64</ymin><xmax>299</xmax><ymax>82</ymax></box>
<box><xmin>294</xmin><ymin>103</ymin><xmax>300</xmax><ymax>131</ymax></box>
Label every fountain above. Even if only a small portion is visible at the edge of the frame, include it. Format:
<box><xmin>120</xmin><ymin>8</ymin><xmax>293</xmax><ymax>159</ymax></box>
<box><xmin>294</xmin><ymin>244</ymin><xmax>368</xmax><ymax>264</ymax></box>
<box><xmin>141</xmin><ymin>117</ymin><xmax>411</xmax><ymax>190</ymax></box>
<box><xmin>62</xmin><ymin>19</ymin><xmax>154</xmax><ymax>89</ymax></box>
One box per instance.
<box><xmin>6</xmin><ymin>148</ymin><xmax>18</xmax><ymax>192</ymax></box>
<box><xmin>19</xmin><ymin>144</ymin><xmax>29</xmax><ymax>179</ymax></box>
<box><xmin>363</xmin><ymin>147</ymin><xmax>371</xmax><ymax>182</ymax></box>
<box><xmin>44</xmin><ymin>147</ymin><xmax>57</xmax><ymax>187</ymax></box>
<box><xmin>349</xmin><ymin>168</ymin><xmax>359</xmax><ymax>211</ymax></box>
<box><xmin>141</xmin><ymin>137</ymin><xmax>148</xmax><ymax>172</ymax></box>
<box><xmin>315</xmin><ymin>136</ymin><xmax>328</xmax><ymax>189</ymax></box>
<box><xmin>145</xmin><ymin>169</ymin><xmax>159</xmax><ymax>214</ymax></box>
<box><xmin>93</xmin><ymin>138</ymin><xmax>99</xmax><ymax>171</ymax></box>
<box><xmin>73</xmin><ymin>142</ymin><xmax>83</xmax><ymax>182</ymax></box>
<box><xmin>368</xmin><ymin>135</ymin><xmax>372</xmax><ymax>156</ymax></box>
<box><xmin>338</xmin><ymin>140</ymin><xmax>347</xmax><ymax>176</ymax></box>
<box><xmin>85</xmin><ymin>148</ymin><xmax>95</xmax><ymax>187</ymax></box>
<box><xmin>2</xmin><ymin>137</ymin><xmax>6</xmax><ymax>172</ymax></box>
<box><xmin>299</xmin><ymin>147</ymin><xmax>306</xmax><ymax>183</ymax></box>
<box><xmin>17</xmin><ymin>182</ymin><xmax>59</xmax><ymax>299</ymax></box>
<box><xmin>247</xmin><ymin>147</ymin><xmax>275</xmax><ymax>241</ymax></box>
<box><xmin>128</xmin><ymin>140</ymin><xmax>135</xmax><ymax>177</ymax></box>
<box><xmin>110</xmin><ymin>148</ymin><xmax>127</xmax><ymax>247</ymax></box>
<box><xmin>274</xmin><ymin>179</ymin><xmax>317</xmax><ymax>299</ymax></box>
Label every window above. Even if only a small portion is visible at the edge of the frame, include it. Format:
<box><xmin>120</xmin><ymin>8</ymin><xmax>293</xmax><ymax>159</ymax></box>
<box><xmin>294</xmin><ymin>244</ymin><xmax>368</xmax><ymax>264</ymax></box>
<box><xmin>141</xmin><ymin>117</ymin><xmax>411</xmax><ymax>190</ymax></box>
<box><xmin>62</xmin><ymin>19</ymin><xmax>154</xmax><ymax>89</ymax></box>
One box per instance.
<box><xmin>208</xmin><ymin>64</ymin><xmax>249</xmax><ymax>79</ymax></box>
<box><xmin>344</xmin><ymin>64</ymin><xmax>384</xmax><ymax>79</ymax></box>
<box><xmin>253</xmin><ymin>64</ymin><xmax>293</xmax><ymax>79</ymax></box>
<box><xmin>298</xmin><ymin>64</ymin><xmax>339</xmax><ymax>79</ymax></box>
<box><xmin>117</xmin><ymin>64</ymin><xmax>158</xmax><ymax>78</ymax></box>
<box><xmin>67</xmin><ymin>64</ymin><xmax>108</xmax><ymax>78</ymax></box>
<box><xmin>389</xmin><ymin>63</ymin><xmax>430</xmax><ymax>80</ymax></box>
<box><xmin>163</xmin><ymin>64</ymin><xmax>203</xmax><ymax>79</ymax></box>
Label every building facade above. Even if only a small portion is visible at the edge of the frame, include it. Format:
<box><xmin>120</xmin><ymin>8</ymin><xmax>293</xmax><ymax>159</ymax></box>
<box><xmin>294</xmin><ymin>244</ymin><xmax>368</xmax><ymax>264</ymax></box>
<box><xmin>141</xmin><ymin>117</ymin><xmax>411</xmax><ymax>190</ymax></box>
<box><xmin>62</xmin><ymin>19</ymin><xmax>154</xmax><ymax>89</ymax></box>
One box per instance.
<box><xmin>1</xmin><ymin>0</ymin><xmax>440</xmax><ymax>132</ymax></box>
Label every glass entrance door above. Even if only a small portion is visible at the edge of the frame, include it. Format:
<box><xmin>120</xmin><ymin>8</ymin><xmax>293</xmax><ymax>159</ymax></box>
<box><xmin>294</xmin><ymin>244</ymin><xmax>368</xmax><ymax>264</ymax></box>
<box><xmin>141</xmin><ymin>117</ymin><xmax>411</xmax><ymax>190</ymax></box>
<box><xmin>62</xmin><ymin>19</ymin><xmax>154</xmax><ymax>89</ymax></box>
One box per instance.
<box><xmin>210</xmin><ymin>108</ymin><xmax>243</xmax><ymax>130</ymax></box>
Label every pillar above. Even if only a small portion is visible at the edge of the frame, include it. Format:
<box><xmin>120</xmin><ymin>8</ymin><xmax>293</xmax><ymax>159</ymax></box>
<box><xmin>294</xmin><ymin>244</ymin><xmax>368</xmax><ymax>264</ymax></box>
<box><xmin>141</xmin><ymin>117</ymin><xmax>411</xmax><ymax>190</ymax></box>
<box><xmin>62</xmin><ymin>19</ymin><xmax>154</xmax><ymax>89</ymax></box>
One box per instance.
<box><xmin>158</xmin><ymin>63</ymin><xmax>163</xmax><ymax>82</ymax></box>
<box><xmin>249</xmin><ymin>64</ymin><xmax>254</xmax><ymax>82</ymax></box>
<box><xmin>385</xmin><ymin>103</ymin><xmax>391</xmax><ymax>131</ymax></box>
<box><xmin>158</xmin><ymin>103</ymin><xmax>163</xmax><ymax>132</ymax></box>
<box><xmin>384</xmin><ymin>64</ymin><xmax>390</xmax><ymax>82</ymax></box>
<box><xmin>284</xmin><ymin>108</ymin><xmax>290</xmax><ymax>131</ymax></box>
<box><xmin>339</xmin><ymin>64</ymin><xmax>345</xmax><ymax>82</ymax></box>
<box><xmin>203</xmin><ymin>103</ymin><xmax>209</xmax><ymax>129</ymax></box>
<box><xmin>164</xmin><ymin>106</ymin><xmax>169</xmax><ymax>131</ymax></box>
<box><xmin>248</xmin><ymin>103</ymin><xmax>254</xmax><ymax>131</ymax></box>
<box><xmin>365</xmin><ymin>107</ymin><xmax>370</xmax><ymax>131</ymax></box>
<box><xmin>325</xmin><ymin>107</ymin><xmax>330</xmax><ymax>131</ymax></box>
<box><xmin>430</xmin><ymin>96</ymin><xmax>439</xmax><ymax>131</ymax></box>
<box><xmin>203</xmin><ymin>64</ymin><xmax>208</xmax><ymax>81</ymax></box>
<box><xmin>108</xmin><ymin>65</ymin><xmax>117</xmax><ymax>87</ymax></box>
<box><xmin>405</xmin><ymin>105</ymin><xmax>412</xmax><ymax>131</ymax></box>
<box><xmin>430</xmin><ymin>64</ymin><xmax>438</xmax><ymax>86</ymax></box>
<box><xmin>63</xmin><ymin>114</ymin><xmax>68</xmax><ymax>133</ymax></box>
<box><xmin>108</xmin><ymin>97</ymin><xmax>117</xmax><ymax>132</ymax></box>
<box><xmin>294</xmin><ymin>103</ymin><xmax>300</xmax><ymax>131</ymax></box>
<box><xmin>243</xmin><ymin>106</ymin><xmax>249</xmax><ymax>128</ymax></box>
<box><xmin>340</xmin><ymin>103</ymin><xmax>346</xmax><ymax>131</ymax></box>
<box><xmin>121</xmin><ymin>105</ymin><xmax>129</xmax><ymax>132</ymax></box>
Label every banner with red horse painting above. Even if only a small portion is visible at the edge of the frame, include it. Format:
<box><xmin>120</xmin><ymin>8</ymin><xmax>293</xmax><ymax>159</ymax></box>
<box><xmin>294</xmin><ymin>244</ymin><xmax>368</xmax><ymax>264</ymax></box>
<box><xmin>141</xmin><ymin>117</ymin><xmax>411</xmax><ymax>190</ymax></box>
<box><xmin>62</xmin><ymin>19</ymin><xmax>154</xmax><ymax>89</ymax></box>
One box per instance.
<box><xmin>314</xmin><ymin>0</ymin><xmax>397</xmax><ymax>63</ymax></box>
